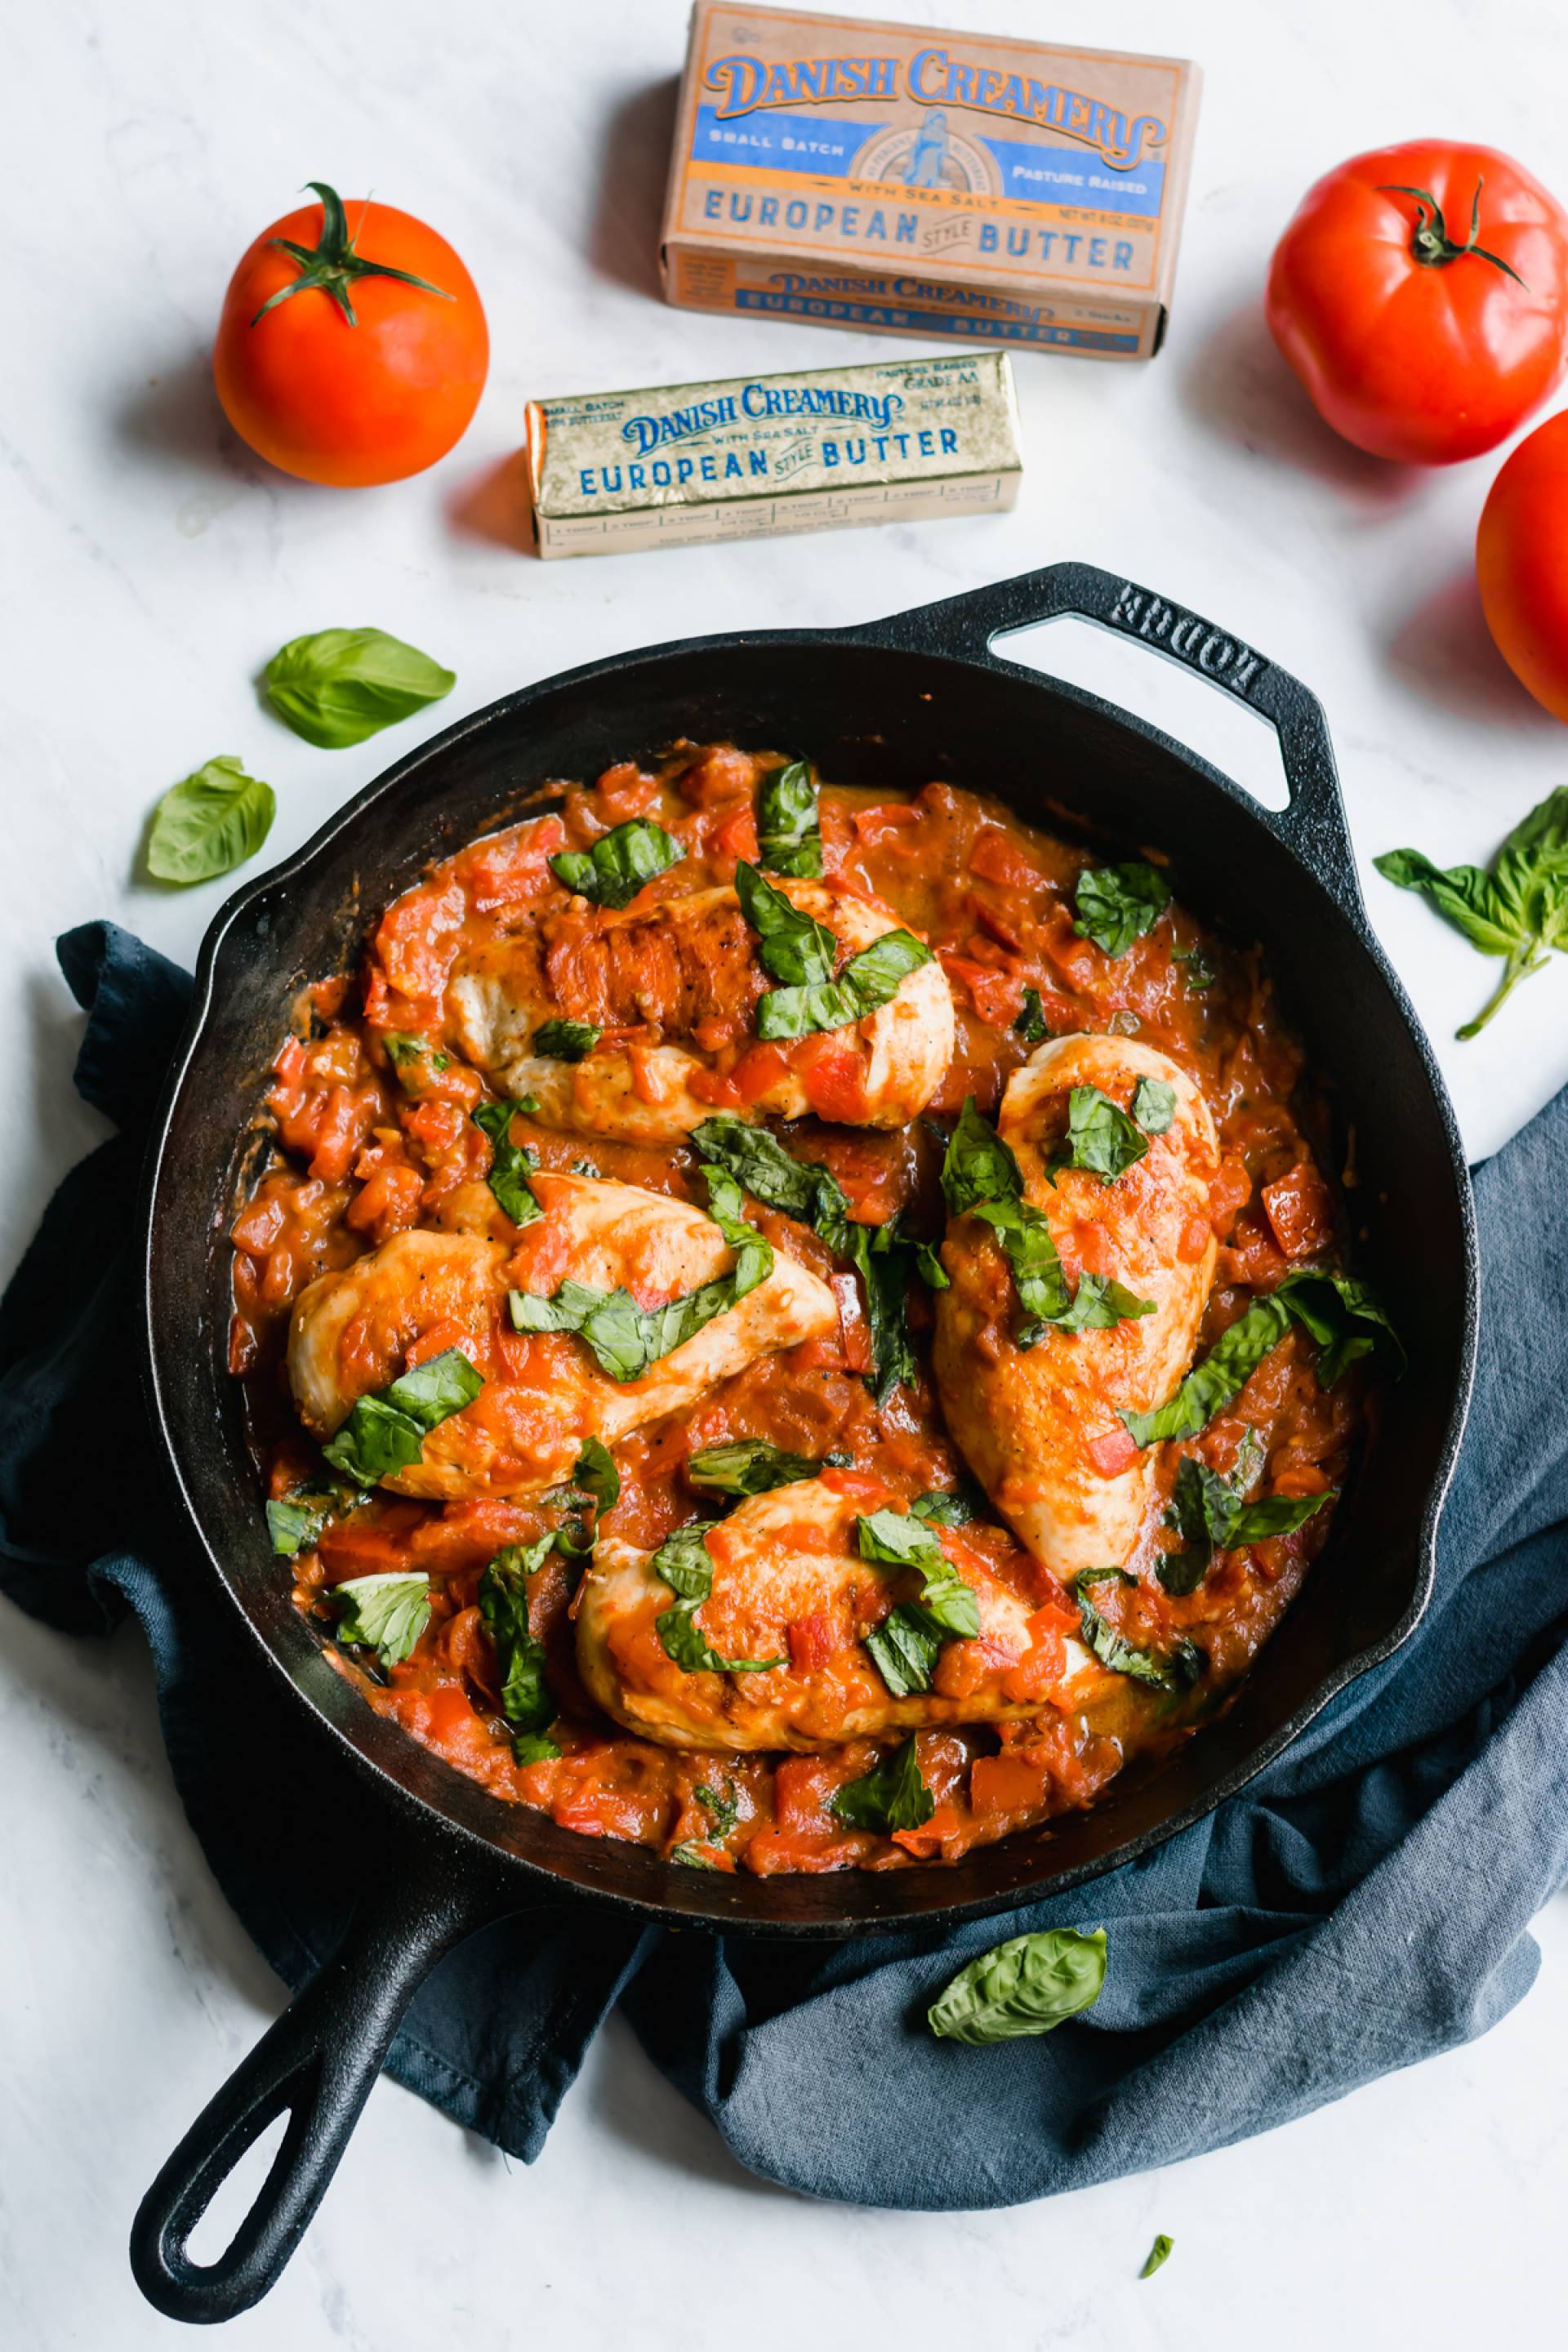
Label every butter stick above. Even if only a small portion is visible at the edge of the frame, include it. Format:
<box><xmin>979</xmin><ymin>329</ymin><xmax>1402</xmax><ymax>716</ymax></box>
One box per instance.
<box><xmin>523</xmin><ymin>351</ymin><xmax>1022</xmax><ymax>559</ymax></box>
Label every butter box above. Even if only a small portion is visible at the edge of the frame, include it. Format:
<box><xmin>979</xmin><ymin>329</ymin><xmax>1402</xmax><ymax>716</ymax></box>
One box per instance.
<box><xmin>523</xmin><ymin>350</ymin><xmax>1022</xmax><ymax>559</ymax></box>
<box><xmin>661</xmin><ymin>2</ymin><xmax>1201</xmax><ymax>360</ymax></box>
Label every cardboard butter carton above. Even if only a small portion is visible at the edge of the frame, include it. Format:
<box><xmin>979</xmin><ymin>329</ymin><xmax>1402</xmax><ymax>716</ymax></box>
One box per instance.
<box><xmin>661</xmin><ymin>2</ymin><xmax>1202</xmax><ymax>360</ymax></box>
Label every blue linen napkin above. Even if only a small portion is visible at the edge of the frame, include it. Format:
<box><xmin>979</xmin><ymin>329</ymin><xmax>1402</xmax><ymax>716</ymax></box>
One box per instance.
<box><xmin>3</xmin><ymin>920</ymin><xmax>1566</xmax><ymax>2206</ymax></box>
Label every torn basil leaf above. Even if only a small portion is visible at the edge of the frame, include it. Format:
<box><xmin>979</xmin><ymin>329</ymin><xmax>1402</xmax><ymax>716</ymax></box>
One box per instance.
<box><xmin>1160</xmin><ymin>1451</ymin><xmax>1334</xmax><ymax>1591</ymax></box>
<box><xmin>651</xmin><ymin>1523</ymin><xmax>783</xmax><ymax>1673</ymax></box>
<box><xmin>564</xmin><ymin>1436</ymin><xmax>619</xmax><ymax>1520</ymax></box>
<box><xmin>330</xmin><ymin>1570</ymin><xmax>431</xmax><ymax>1667</ymax></box>
<box><xmin>1121</xmin><ymin>1294</ymin><xmax>1294</xmax><ymax>1449</ymax></box>
<box><xmin>757</xmin><ymin>759</ymin><xmax>822</xmax><ymax>879</ymax></box>
<box><xmin>510</xmin><ymin>1732</ymin><xmax>563</xmax><ymax>1766</ymax></box>
<box><xmin>383</xmin><ymin>1031</ymin><xmax>450</xmax><ymax>1081</ymax></box>
<box><xmin>696</xmin><ymin>1780</ymin><xmax>740</xmax><ymax>1838</ymax></box>
<box><xmin>756</xmin><ymin>927</ymin><xmax>933</xmax><ymax>1040</ymax></box>
<box><xmin>859</xmin><ymin>1511</ymin><xmax>980</xmax><ymax>1692</ymax></box>
<box><xmin>1014</xmin><ymin>987</ymin><xmax>1049</xmax><ymax>1043</ymax></box>
<box><xmin>266</xmin><ymin>1492</ymin><xmax>331</xmax><ymax>1557</ymax></box>
<box><xmin>828</xmin><ymin>1735</ymin><xmax>933</xmax><ymax>1833</ymax></box>
<box><xmin>1140</xmin><ymin>2234</ymin><xmax>1174</xmax><ymax>2280</ymax></box>
<box><xmin>472</xmin><ymin>1098</ymin><xmax>542</xmax><ymax>1227</ymax></box>
<box><xmin>322</xmin><ymin>1348</ymin><xmax>484</xmax><ymax>1488</ymax></box>
<box><xmin>911</xmin><ymin>1488</ymin><xmax>982</xmax><ymax>1526</ymax></box>
<box><xmin>510</xmin><ymin>1173</ymin><xmax>773</xmax><ymax>1382</ymax></box>
<box><xmin>533</xmin><ymin>1018</ymin><xmax>601</xmax><ymax>1061</ymax></box>
<box><xmin>1072</xmin><ymin>861</ymin><xmax>1170</xmax><ymax>956</ymax></box>
<box><xmin>550</xmin><ymin>818</ymin><xmax>684</xmax><ymax>910</ymax></box>
<box><xmin>479</xmin><ymin>1548</ymin><xmax>557</xmax><ymax>1744</ymax></box>
<box><xmin>734</xmin><ymin>858</ymin><xmax>837</xmax><ymax>986</ymax></box>
<box><xmin>1174</xmin><ymin>942</ymin><xmax>1214</xmax><ymax>991</ymax></box>
<box><xmin>939</xmin><ymin>1095</ymin><xmax>1025</xmax><ymax>1216</ymax></box>
<box><xmin>1276</xmin><ymin>1269</ymin><xmax>1407</xmax><ymax>1387</ymax></box>
<box><xmin>1073</xmin><ymin>1573</ymin><xmax>1203</xmax><ymax>1692</ymax></box>
<box><xmin>1047</xmin><ymin>1085</ymin><xmax>1151</xmax><ymax>1184</ymax></box>
<box><xmin>688</xmin><ymin>1439</ymin><xmax>822</xmax><ymax>1496</ymax></box>
<box><xmin>1131</xmin><ymin>1076</ymin><xmax>1176</xmax><ymax>1134</ymax></box>
<box><xmin>928</xmin><ymin>1927</ymin><xmax>1107</xmax><ymax>2044</ymax></box>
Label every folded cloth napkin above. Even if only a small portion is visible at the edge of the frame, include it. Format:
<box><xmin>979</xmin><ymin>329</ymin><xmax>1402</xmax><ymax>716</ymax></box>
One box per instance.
<box><xmin>3</xmin><ymin>921</ymin><xmax>1566</xmax><ymax>2207</ymax></box>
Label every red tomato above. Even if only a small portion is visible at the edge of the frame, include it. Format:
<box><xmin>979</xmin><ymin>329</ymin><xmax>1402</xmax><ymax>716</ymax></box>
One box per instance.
<box><xmin>1477</xmin><ymin>411</ymin><xmax>1568</xmax><ymax>720</ymax></box>
<box><xmin>214</xmin><ymin>181</ymin><xmax>488</xmax><ymax>486</ymax></box>
<box><xmin>1265</xmin><ymin>142</ymin><xmax>1568</xmax><ymax>463</ymax></box>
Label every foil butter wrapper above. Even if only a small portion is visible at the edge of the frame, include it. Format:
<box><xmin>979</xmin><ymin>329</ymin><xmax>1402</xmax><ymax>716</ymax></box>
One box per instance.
<box><xmin>523</xmin><ymin>351</ymin><xmax>1022</xmax><ymax>559</ymax></box>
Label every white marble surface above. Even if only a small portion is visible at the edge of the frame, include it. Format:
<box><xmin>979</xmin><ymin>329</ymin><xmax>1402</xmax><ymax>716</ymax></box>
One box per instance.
<box><xmin>3</xmin><ymin>0</ymin><xmax>1567</xmax><ymax>2342</ymax></box>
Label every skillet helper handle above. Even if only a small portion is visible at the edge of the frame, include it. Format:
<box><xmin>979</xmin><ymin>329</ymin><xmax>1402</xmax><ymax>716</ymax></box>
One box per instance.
<box><xmin>862</xmin><ymin>561</ymin><xmax>1364</xmax><ymax>919</ymax></box>
<box><xmin>130</xmin><ymin>1855</ymin><xmax>506</xmax><ymax>2323</ymax></box>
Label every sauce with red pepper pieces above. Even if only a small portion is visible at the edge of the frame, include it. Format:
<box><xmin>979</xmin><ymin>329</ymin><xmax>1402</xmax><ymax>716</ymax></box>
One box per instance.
<box><xmin>230</xmin><ymin>742</ymin><xmax>1373</xmax><ymax>1873</ymax></box>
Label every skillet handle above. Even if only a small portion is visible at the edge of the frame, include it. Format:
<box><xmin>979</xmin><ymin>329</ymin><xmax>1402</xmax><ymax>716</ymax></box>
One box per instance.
<box><xmin>858</xmin><ymin>561</ymin><xmax>1364</xmax><ymax>919</ymax></box>
<box><xmin>130</xmin><ymin>1847</ymin><xmax>514</xmax><ymax>2323</ymax></box>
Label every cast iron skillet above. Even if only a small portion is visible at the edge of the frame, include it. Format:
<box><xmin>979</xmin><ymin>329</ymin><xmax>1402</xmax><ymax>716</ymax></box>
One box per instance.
<box><xmin>130</xmin><ymin>562</ymin><xmax>1477</xmax><ymax>2321</ymax></box>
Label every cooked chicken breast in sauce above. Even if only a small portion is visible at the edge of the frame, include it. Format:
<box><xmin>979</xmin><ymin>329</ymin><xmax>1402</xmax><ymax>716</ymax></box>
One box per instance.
<box><xmin>577</xmin><ymin>1477</ymin><xmax>1098</xmax><ymax>1753</ymax></box>
<box><xmin>287</xmin><ymin>1174</ymin><xmax>835</xmax><ymax>1501</ymax></box>
<box><xmin>447</xmin><ymin>877</ymin><xmax>954</xmax><ymax>1144</ymax></box>
<box><xmin>933</xmin><ymin>1035</ymin><xmax>1220</xmax><ymax>1578</ymax></box>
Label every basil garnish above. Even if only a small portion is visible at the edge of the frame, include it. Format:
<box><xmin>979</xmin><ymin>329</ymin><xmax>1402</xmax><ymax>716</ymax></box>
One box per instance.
<box><xmin>1072</xmin><ymin>861</ymin><xmax>1170</xmax><ymax>956</ymax></box>
<box><xmin>550</xmin><ymin>818</ymin><xmax>684</xmax><ymax>910</ymax></box>
<box><xmin>322</xmin><ymin>1347</ymin><xmax>484</xmax><ymax>1488</ymax></box>
<box><xmin>858</xmin><ymin>1509</ymin><xmax>979</xmax><ymax>1695</ymax></box>
<box><xmin>940</xmin><ymin>1099</ymin><xmax>1155</xmax><ymax>1345</ymax></box>
<box><xmin>1123</xmin><ymin>1269</ymin><xmax>1401</xmax><ymax>1448</ymax></box>
<box><xmin>266</xmin><ymin>1492</ymin><xmax>330</xmax><ymax>1557</ymax></box>
<box><xmin>690</xmin><ymin>1116</ymin><xmax>921</xmax><ymax>1405</ymax></box>
<box><xmin>479</xmin><ymin>1547</ymin><xmax>561</xmax><ymax>1761</ymax></box>
<box><xmin>1072</xmin><ymin>1571</ymin><xmax>1203</xmax><ymax>1691</ymax></box>
<box><xmin>533</xmin><ymin>1018</ymin><xmax>601</xmax><ymax>1061</ymax></box>
<box><xmin>383</xmin><ymin>1031</ymin><xmax>451</xmax><ymax>1083</ymax></box>
<box><xmin>1174</xmin><ymin>943</ymin><xmax>1214</xmax><ymax>991</ymax></box>
<box><xmin>911</xmin><ymin>1487</ymin><xmax>982</xmax><ymax>1526</ymax></box>
<box><xmin>264</xmin><ymin>627</ymin><xmax>454</xmax><ymax>751</ymax></box>
<box><xmin>1374</xmin><ymin>785</ymin><xmax>1568</xmax><ymax>1037</ymax></box>
<box><xmin>928</xmin><ymin>1927</ymin><xmax>1107</xmax><ymax>2044</ymax></box>
<box><xmin>651</xmin><ymin>1523</ymin><xmax>783</xmax><ymax>1673</ymax></box>
<box><xmin>671</xmin><ymin>1776</ymin><xmax>742</xmax><ymax>1867</ymax></box>
<box><xmin>757</xmin><ymin>758</ymin><xmax>822</xmax><ymax>878</ymax></box>
<box><xmin>146</xmin><ymin>755</ymin><xmax>275</xmax><ymax>885</ymax></box>
<box><xmin>829</xmin><ymin>1736</ymin><xmax>933</xmax><ymax>1833</ymax></box>
<box><xmin>1159</xmin><ymin>1446</ymin><xmax>1334</xmax><ymax>1592</ymax></box>
<box><xmin>1140</xmin><ymin>2235</ymin><xmax>1174</xmax><ymax>2281</ymax></box>
<box><xmin>734</xmin><ymin>860</ymin><xmax>931</xmax><ymax>1040</ymax></box>
<box><xmin>1014</xmin><ymin>986</ymin><xmax>1049</xmax><ymax>1043</ymax></box>
<box><xmin>1131</xmin><ymin>1076</ymin><xmax>1176</xmax><ymax>1134</ymax></box>
<box><xmin>329</xmin><ymin>1570</ymin><xmax>431</xmax><ymax>1667</ymax></box>
<box><xmin>510</xmin><ymin>1169</ymin><xmax>772</xmax><ymax>1382</ymax></box>
<box><xmin>688</xmin><ymin>1438</ymin><xmax>823</xmax><ymax>1496</ymax></box>
<box><xmin>470</xmin><ymin>1098</ymin><xmax>542</xmax><ymax>1227</ymax></box>
<box><xmin>1047</xmin><ymin>1085</ymin><xmax>1150</xmax><ymax>1184</ymax></box>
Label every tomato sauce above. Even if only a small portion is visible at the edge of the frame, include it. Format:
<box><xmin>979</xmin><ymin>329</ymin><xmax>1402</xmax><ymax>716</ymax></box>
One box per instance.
<box><xmin>231</xmin><ymin>742</ymin><xmax>1374</xmax><ymax>1873</ymax></box>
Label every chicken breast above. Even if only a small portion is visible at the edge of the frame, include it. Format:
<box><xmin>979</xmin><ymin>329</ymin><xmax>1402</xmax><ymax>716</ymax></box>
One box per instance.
<box><xmin>576</xmin><ymin>1476</ymin><xmax>1097</xmax><ymax>1753</ymax></box>
<box><xmin>287</xmin><ymin>1174</ymin><xmax>836</xmax><ymax>1501</ymax></box>
<box><xmin>933</xmin><ymin>1036</ymin><xmax>1220</xmax><ymax>1577</ymax></box>
<box><xmin>447</xmin><ymin>878</ymin><xmax>954</xmax><ymax>1144</ymax></box>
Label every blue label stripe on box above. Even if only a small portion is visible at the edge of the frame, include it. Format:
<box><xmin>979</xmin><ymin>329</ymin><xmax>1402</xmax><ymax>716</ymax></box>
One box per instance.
<box><xmin>977</xmin><ymin>136</ymin><xmax>1165</xmax><ymax>217</ymax></box>
<box><xmin>692</xmin><ymin>106</ymin><xmax>884</xmax><ymax>176</ymax></box>
<box><xmin>733</xmin><ymin>287</ymin><xmax>1139</xmax><ymax>350</ymax></box>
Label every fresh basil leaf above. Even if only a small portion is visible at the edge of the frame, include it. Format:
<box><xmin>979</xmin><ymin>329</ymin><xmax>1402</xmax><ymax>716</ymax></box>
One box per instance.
<box><xmin>568</xmin><ymin>1436</ymin><xmax>620</xmax><ymax>1519</ymax></box>
<box><xmin>864</xmin><ymin>1606</ymin><xmax>945</xmax><ymax>1696</ymax></box>
<box><xmin>971</xmin><ymin>1198</ymin><xmax>1071</xmax><ymax>1325</ymax></box>
<box><xmin>688</xmin><ymin>1439</ymin><xmax>822</xmax><ymax>1496</ymax></box>
<box><xmin>734</xmin><ymin>859</ymin><xmax>838</xmax><ymax>986</ymax></box>
<box><xmin>265</xmin><ymin>627</ymin><xmax>455</xmax><ymax>751</ymax></box>
<box><xmin>692</xmin><ymin>1116</ymin><xmax>853</xmax><ymax>1249</ymax></box>
<box><xmin>696</xmin><ymin>1780</ymin><xmax>741</xmax><ymax>1838</ymax></box>
<box><xmin>533</xmin><ymin>1018</ymin><xmax>601</xmax><ymax>1061</ymax></box>
<box><xmin>1047</xmin><ymin>1085</ymin><xmax>1150</xmax><ymax>1184</ymax></box>
<box><xmin>858</xmin><ymin>1512</ymin><xmax>979</xmax><ymax>1686</ymax></box>
<box><xmin>1174</xmin><ymin>944</ymin><xmax>1214</xmax><ymax>991</ymax></box>
<box><xmin>1276</xmin><ymin>1269</ymin><xmax>1406</xmax><ymax>1387</ymax></box>
<box><xmin>266</xmin><ymin>1492</ymin><xmax>331</xmax><ymax>1557</ymax></box>
<box><xmin>670</xmin><ymin>1842</ymin><xmax>720</xmax><ymax>1869</ymax></box>
<box><xmin>472</xmin><ymin>1098</ymin><xmax>542</xmax><ymax>1227</ymax></box>
<box><xmin>829</xmin><ymin>1735</ymin><xmax>933</xmax><ymax>1833</ymax></box>
<box><xmin>1131</xmin><ymin>1076</ymin><xmax>1176</xmax><ymax>1134</ymax></box>
<box><xmin>928</xmin><ymin>1927</ymin><xmax>1107</xmax><ymax>2044</ymax></box>
<box><xmin>330</xmin><ymin>1570</ymin><xmax>430</xmax><ymax>1666</ymax></box>
<box><xmin>571</xmin><ymin>1157</ymin><xmax>601</xmax><ymax>1177</ymax></box>
<box><xmin>1140</xmin><ymin>2235</ymin><xmax>1174</xmax><ymax>2280</ymax></box>
<box><xmin>650</xmin><ymin>1523</ymin><xmax>783</xmax><ymax>1673</ymax></box>
<box><xmin>1072</xmin><ymin>861</ymin><xmax>1170</xmax><ymax>956</ymax></box>
<box><xmin>857</xmin><ymin>1508</ymin><xmax>944</xmax><ymax>1570</ymax></box>
<box><xmin>510</xmin><ymin>1732</ymin><xmax>563</xmax><ymax>1766</ymax></box>
<box><xmin>912</xmin><ymin>1237</ymin><xmax>949</xmax><ymax>1290</ymax></box>
<box><xmin>550</xmin><ymin>818</ymin><xmax>684</xmax><ymax>910</ymax></box>
<box><xmin>1051</xmin><ymin>1272</ymin><xmax>1157</xmax><ymax>1336</ymax></box>
<box><xmin>322</xmin><ymin>1348</ymin><xmax>483</xmax><ymax>1488</ymax></box>
<box><xmin>911</xmin><ymin>1488</ymin><xmax>982</xmax><ymax>1526</ymax></box>
<box><xmin>939</xmin><ymin>1096</ymin><xmax>1024</xmax><ymax>1216</ymax></box>
<box><xmin>1014</xmin><ymin>987</ymin><xmax>1049</xmax><ymax>1043</ymax></box>
<box><xmin>757</xmin><ymin>759</ymin><xmax>822</xmax><ymax>878</ymax></box>
<box><xmin>755</xmin><ymin>926</ymin><xmax>932</xmax><ymax>1041</ymax></box>
<box><xmin>846</xmin><ymin>1220</ymin><xmax>919</xmax><ymax>1404</ymax></box>
<box><xmin>699</xmin><ymin>1165</ymin><xmax>775</xmax><ymax>1295</ymax></box>
<box><xmin>1121</xmin><ymin>1295</ymin><xmax>1294</xmax><ymax>1449</ymax></box>
<box><xmin>383</xmin><ymin>1031</ymin><xmax>450</xmax><ymax>1081</ymax></box>
<box><xmin>146</xmin><ymin>755</ymin><xmax>275</xmax><ymax>885</ymax></box>
<box><xmin>1160</xmin><ymin>1450</ymin><xmax>1334</xmax><ymax>1592</ymax></box>
<box><xmin>479</xmin><ymin>1548</ymin><xmax>556</xmax><ymax>1735</ymax></box>
<box><xmin>1074</xmin><ymin>1574</ymin><xmax>1201</xmax><ymax>1691</ymax></box>
<box><xmin>1375</xmin><ymin>786</ymin><xmax>1568</xmax><ymax>1037</ymax></box>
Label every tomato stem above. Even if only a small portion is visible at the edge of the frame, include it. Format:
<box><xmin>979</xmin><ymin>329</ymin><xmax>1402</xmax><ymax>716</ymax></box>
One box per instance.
<box><xmin>1378</xmin><ymin>180</ymin><xmax>1529</xmax><ymax>289</ymax></box>
<box><xmin>252</xmin><ymin>180</ymin><xmax>454</xmax><ymax>327</ymax></box>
